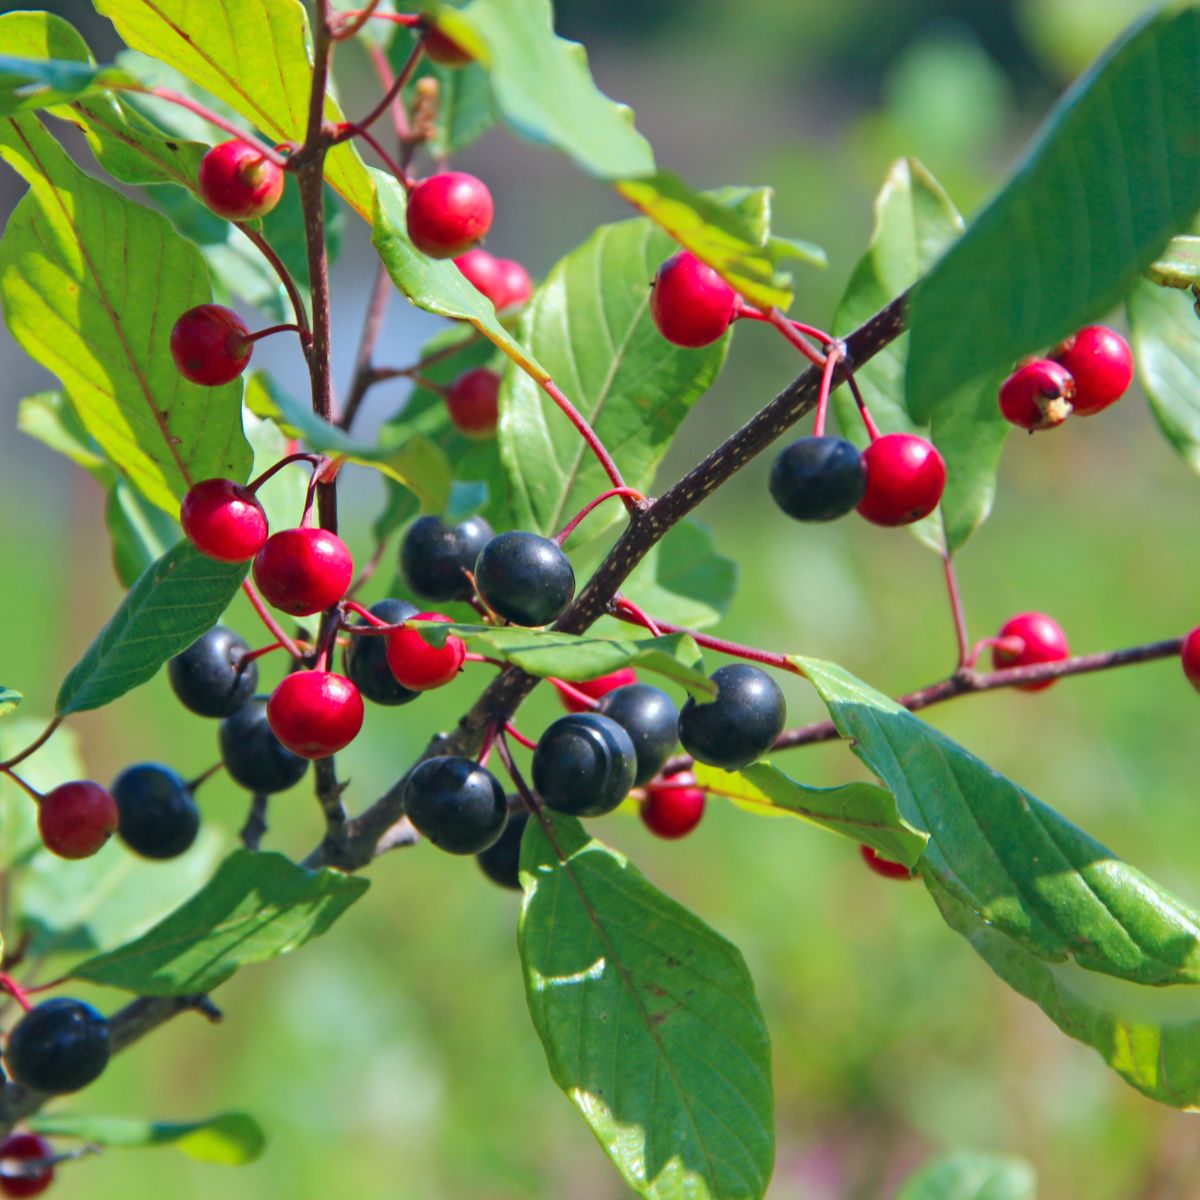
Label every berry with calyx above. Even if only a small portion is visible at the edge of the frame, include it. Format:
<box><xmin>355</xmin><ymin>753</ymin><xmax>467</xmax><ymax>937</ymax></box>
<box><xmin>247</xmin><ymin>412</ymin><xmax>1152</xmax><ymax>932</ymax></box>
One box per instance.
<box><xmin>5</xmin><ymin>998</ymin><xmax>111</xmax><ymax>1094</ymax></box>
<box><xmin>998</xmin><ymin>359</ymin><xmax>1075</xmax><ymax>431</ymax></box>
<box><xmin>860</xmin><ymin>844</ymin><xmax>912</xmax><ymax>880</ymax></box>
<box><xmin>556</xmin><ymin>667</ymin><xmax>638</xmax><ymax>714</ymax></box>
<box><xmin>219</xmin><ymin>697</ymin><xmax>309</xmax><ymax>793</ymax></box>
<box><xmin>991</xmin><ymin>612</ymin><xmax>1070</xmax><ymax>692</ymax></box>
<box><xmin>267</xmin><ymin>671</ymin><xmax>365</xmax><ymax>759</ymax></box>
<box><xmin>252</xmin><ymin>527</ymin><xmax>353</xmax><ymax>616</ymax></box>
<box><xmin>650</xmin><ymin>250</ymin><xmax>737</xmax><ymax>348</ymax></box>
<box><xmin>387</xmin><ymin>613</ymin><xmax>466</xmax><ymax>691</ymax></box>
<box><xmin>0</xmin><ymin>1131</ymin><xmax>55</xmax><ymax>1197</ymax></box>
<box><xmin>532</xmin><ymin>713</ymin><xmax>637</xmax><ymax>818</ymax></box>
<box><xmin>856</xmin><ymin>433</ymin><xmax>946</xmax><ymax>527</ymax></box>
<box><xmin>423</xmin><ymin>24</ymin><xmax>473</xmax><ymax>66</ymax></box>
<box><xmin>343</xmin><ymin>599</ymin><xmax>420</xmax><ymax>706</ymax></box>
<box><xmin>1051</xmin><ymin>325</ymin><xmax>1134</xmax><ymax>416</ymax></box>
<box><xmin>403</xmin><ymin>757</ymin><xmax>508</xmax><ymax>854</ymax></box>
<box><xmin>111</xmin><ymin>763</ymin><xmax>200</xmax><ymax>860</ymax></box>
<box><xmin>769</xmin><ymin>436</ymin><xmax>867</xmax><ymax>522</ymax></box>
<box><xmin>406</xmin><ymin>172</ymin><xmax>493</xmax><ymax>259</ymax></box>
<box><xmin>595</xmin><ymin>683</ymin><xmax>679</xmax><ymax>785</ymax></box>
<box><xmin>1181</xmin><ymin>627</ymin><xmax>1200</xmax><ymax>693</ymax></box>
<box><xmin>476</xmin><ymin>808</ymin><xmax>529</xmax><ymax>890</ymax></box>
<box><xmin>169</xmin><ymin>625</ymin><xmax>258</xmax><ymax>717</ymax></box>
<box><xmin>38</xmin><ymin>782</ymin><xmax>118</xmax><ymax>860</ymax></box>
<box><xmin>446</xmin><ymin>367</ymin><xmax>501</xmax><ymax>438</ymax></box>
<box><xmin>641</xmin><ymin>772</ymin><xmax>706</xmax><ymax>839</ymax></box>
<box><xmin>474</xmin><ymin>531</ymin><xmax>575</xmax><ymax>627</ymax></box>
<box><xmin>678</xmin><ymin>663</ymin><xmax>786</xmax><ymax>771</ymax></box>
<box><xmin>197</xmin><ymin>139</ymin><xmax>285</xmax><ymax>222</ymax></box>
<box><xmin>455</xmin><ymin>249</ymin><xmax>503</xmax><ymax>304</ymax></box>
<box><xmin>401</xmin><ymin>514</ymin><xmax>494</xmax><ymax>603</ymax></box>
<box><xmin>494</xmin><ymin>259</ymin><xmax>533</xmax><ymax>309</ymax></box>
<box><xmin>170</xmin><ymin>304</ymin><xmax>252</xmax><ymax>386</ymax></box>
<box><xmin>180</xmin><ymin>479</ymin><xmax>268</xmax><ymax>563</ymax></box>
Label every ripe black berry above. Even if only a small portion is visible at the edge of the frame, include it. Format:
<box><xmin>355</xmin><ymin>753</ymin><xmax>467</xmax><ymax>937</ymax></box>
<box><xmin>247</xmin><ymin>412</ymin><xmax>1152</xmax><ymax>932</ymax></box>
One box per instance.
<box><xmin>218</xmin><ymin>697</ymin><xmax>310</xmax><ymax>794</ymax></box>
<box><xmin>769</xmin><ymin>436</ymin><xmax>867</xmax><ymax>522</ymax></box>
<box><xmin>476</xmin><ymin>808</ymin><xmax>530</xmax><ymax>890</ymax></box>
<box><xmin>400</xmin><ymin>515</ymin><xmax>493</xmax><ymax>603</ymax></box>
<box><xmin>532</xmin><ymin>713</ymin><xmax>636</xmax><ymax>818</ymax></box>
<box><xmin>168</xmin><ymin>625</ymin><xmax>258</xmax><ymax>718</ymax></box>
<box><xmin>474</xmin><ymin>532</ymin><xmax>575</xmax><ymax>627</ymax></box>
<box><xmin>6</xmin><ymin>998</ymin><xmax>111</xmax><ymax>1094</ymax></box>
<box><xmin>595</xmin><ymin>683</ymin><xmax>679</xmax><ymax>786</ymax></box>
<box><xmin>678</xmin><ymin>664</ymin><xmax>786</xmax><ymax>770</ymax></box>
<box><xmin>403</xmin><ymin>757</ymin><xmax>508</xmax><ymax>854</ymax></box>
<box><xmin>111</xmin><ymin>763</ymin><xmax>200</xmax><ymax>860</ymax></box>
<box><xmin>343</xmin><ymin>599</ymin><xmax>420</xmax><ymax>706</ymax></box>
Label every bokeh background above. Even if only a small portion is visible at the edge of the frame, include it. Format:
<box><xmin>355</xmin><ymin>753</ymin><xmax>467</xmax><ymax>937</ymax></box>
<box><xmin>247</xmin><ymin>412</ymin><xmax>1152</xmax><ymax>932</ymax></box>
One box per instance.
<box><xmin>0</xmin><ymin>0</ymin><xmax>1197</xmax><ymax>1196</ymax></box>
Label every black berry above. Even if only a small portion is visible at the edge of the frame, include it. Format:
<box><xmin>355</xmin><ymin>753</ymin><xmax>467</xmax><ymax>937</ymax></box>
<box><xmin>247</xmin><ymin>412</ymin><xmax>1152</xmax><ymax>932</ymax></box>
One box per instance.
<box><xmin>343</xmin><ymin>599</ymin><xmax>421</xmax><ymax>706</ymax></box>
<box><xmin>474</xmin><ymin>532</ymin><xmax>575</xmax><ymax>627</ymax></box>
<box><xmin>218</xmin><ymin>697</ymin><xmax>310</xmax><ymax>794</ymax></box>
<box><xmin>769</xmin><ymin>436</ymin><xmax>867</xmax><ymax>522</ymax></box>
<box><xmin>168</xmin><ymin>625</ymin><xmax>257</xmax><ymax>718</ymax></box>
<box><xmin>532</xmin><ymin>713</ymin><xmax>636</xmax><ymax>818</ymax></box>
<box><xmin>677</xmin><ymin>664</ymin><xmax>786</xmax><ymax>770</ymax></box>
<box><xmin>595</xmin><ymin>683</ymin><xmax>679</xmax><ymax>786</ymax></box>
<box><xmin>404</xmin><ymin>757</ymin><xmax>508</xmax><ymax>854</ymax></box>
<box><xmin>6</xmin><ymin>998</ymin><xmax>111</xmax><ymax>1094</ymax></box>
<box><xmin>476</xmin><ymin>808</ymin><xmax>530</xmax><ymax>890</ymax></box>
<box><xmin>400</xmin><ymin>515</ymin><xmax>493</xmax><ymax>603</ymax></box>
<box><xmin>111</xmin><ymin>763</ymin><xmax>201</xmax><ymax>860</ymax></box>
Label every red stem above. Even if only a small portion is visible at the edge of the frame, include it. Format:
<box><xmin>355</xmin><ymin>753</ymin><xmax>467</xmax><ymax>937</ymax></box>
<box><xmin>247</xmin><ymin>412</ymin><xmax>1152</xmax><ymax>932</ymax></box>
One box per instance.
<box><xmin>844</xmin><ymin>369</ymin><xmax>882</xmax><ymax>441</ymax></box>
<box><xmin>613</xmin><ymin>596</ymin><xmax>664</xmax><ymax>638</ymax></box>
<box><xmin>503</xmin><ymin>722</ymin><xmax>538</xmax><ymax>751</ymax></box>
<box><xmin>548</xmin><ymin>677</ymin><xmax>600</xmax><ymax>709</ymax></box>
<box><xmin>0</xmin><ymin>769</ymin><xmax>40</xmax><ymax>803</ymax></box>
<box><xmin>554</xmin><ymin>487</ymin><xmax>646</xmax><ymax>545</ymax></box>
<box><xmin>352</xmin><ymin>36</ymin><xmax>426</xmax><ymax>135</ymax></box>
<box><xmin>337</xmin><ymin>124</ymin><xmax>414</xmax><ymax>190</ymax></box>
<box><xmin>942</xmin><ymin>554</ymin><xmax>971</xmax><ymax>670</ymax></box>
<box><xmin>330</xmin><ymin>0</ymin><xmax>384</xmax><ymax>39</ymax></box>
<box><xmin>244</xmin><ymin>322</ymin><xmax>305</xmax><ymax>346</ymax></box>
<box><xmin>539</xmin><ymin>378</ymin><xmax>630</xmax><ymax>498</ymax></box>
<box><xmin>343</xmin><ymin>600</ymin><xmax>390</xmax><ymax>628</ymax></box>
<box><xmin>812</xmin><ymin>343</ymin><xmax>843</xmax><ymax>439</ymax></box>
<box><xmin>0</xmin><ymin>717</ymin><xmax>61</xmax><ymax>772</ymax></box>
<box><xmin>247</xmin><ymin>452</ymin><xmax>322</xmax><ymax>494</ymax></box>
<box><xmin>242</xmin><ymin>581</ymin><xmax>304</xmax><ymax>659</ymax></box>
<box><xmin>238</xmin><ymin>228</ymin><xmax>311</xmax><ymax>337</ymax></box>
<box><xmin>366</xmin><ymin>43</ymin><xmax>411</xmax><ymax>143</ymax></box>
<box><xmin>612</xmin><ymin>603</ymin><xmax>796</xmax><ymax>672</ymax></box>
<box><xmin>0</xmin><ymin>975</ymin><xmax>33</xmax><ymax>1014</ymax></box>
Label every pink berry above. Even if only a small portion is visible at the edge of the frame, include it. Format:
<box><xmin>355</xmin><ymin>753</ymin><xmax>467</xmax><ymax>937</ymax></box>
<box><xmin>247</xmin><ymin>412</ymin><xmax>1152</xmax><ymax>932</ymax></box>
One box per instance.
<box><xmin>1181</xmin><ymin>627</ymin><xmax>1200</xmax><ymax>692</ymax></box>
<box><xmin>556</xmin><ymin>668</ymin><xmax>638</xmax><ymax>714</ymax></box>
<box><xmin>423</xmin><ymin>25</ymin><xmax>473</xmax><ymax>67</ymax></box>
<box><xmin>0</xmin><ymin>1132</ymin><xmax>55</xmax><ymax>1197</ymax></box>
<box><xmin>197</xmin><ymin>139</ymin><xmax>285</xmax><ymax>222</ymax></box>
<box><xmin>998</xmin><ymin>359</ymin><xmax>1075</xmax><ymax>431</ymax></box>
<box><xmin>454</xmin><ymin>249</ymin><xmax>504</xmax><ymax>304</ymax></box>
<box><xmin>38</xmin><ymin>781</ymin><xmax>118</xmax><ymax>860</ymax></box>
<box><xmin>267</xmin><ymin>671</ymin><xmax>364</xmax><ymax>759</ymax></box>
<box><xmin>180</xmin><ymin>478</ymin><xmax>268</xmax><ymax>562</ymax></box>
<box><xmin>641</xmin><ymin>772</ymin><xmax>706</xmax><ymax>839</ymax></box>
<box><xmin>446</xmin><ymin>367</ymin><xmax>501</xmax><ymax>438</ymax></box>
<box><xmin>252</xmin><ymin>527</ymin><xmax>354</xmax><ymax>617</ymax></box>
<box><xmin>387</xmin><ymin>613</ymin><xmax>466</xmax><ymax>691</ymax></box>
<box><xmin>860</xmin><ymin>844</ymin><xmax>912</xmax><ymax>880</ymax></box>
<box><xmin>991</xmin><ymin>612</ymin><xmax>1070</xmax><ymax>692</ymax></box>
<box><xmin>170</xmin><ymin>304</ymin><xmax>252</xmax><ymax>386</ymax></box>
<box><xmin>856</xmin><ymin>433</ymin><xmax>946</xmax><ymax>527</ymax></box>
<box><xmin>494</xmin><ymin>258</ymin><xmax>533</xmax><ymax>309</ymax></box>
<box><xmin>1051</xmin><ymin>325</ymin><xmax>1134</xmax><ymax>416</ymax></box>
<box><xmin>407</xmin><ymin>172</ymin><xmax>494</xmax><ymax>259</ymax></box>
<box><xmin>650</xmin><ymin>251</ymin><xmax>737</xmax><ymax>348</ymax></box>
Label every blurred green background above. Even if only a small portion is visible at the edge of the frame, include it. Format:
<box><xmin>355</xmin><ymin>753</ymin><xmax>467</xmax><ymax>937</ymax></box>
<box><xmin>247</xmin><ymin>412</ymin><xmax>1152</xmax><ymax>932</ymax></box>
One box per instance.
<box><xmin>1</xmin><ymin>0</ymin><xmax>1197</xmax><ymax>1196</ymax></box>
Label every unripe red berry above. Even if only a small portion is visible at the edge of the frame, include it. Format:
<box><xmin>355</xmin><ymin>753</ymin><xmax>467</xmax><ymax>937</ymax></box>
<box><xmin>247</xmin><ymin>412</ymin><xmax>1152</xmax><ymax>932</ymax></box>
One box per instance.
<box><xmin>991</xmin><ymin>611</ymin><xmax>1069</xmax><ymax>691</ymax></box>
<box><xmin>266</xmin><ymin>671</ymin><xmax>364</xmax><ymax>759</ymax></box>
<box><xmin>555</xmin><ymin>668</ymin><xmax>638</xmax><ymax>714</ymax></box>
<box><xmin>386</xmin><ymin>613</ymin><xmax>466</xmax><ymax>691</ymax></box>
<box><xmin>454</xmin><ymin>248</ymin><xmax>503</xmax><ymax>304</ymax></box>
<box><xmin>998</xmin><ymin>359</ymin><xmax>1075</xmax><ymax>431</ymax></box>
<box><xmin>423</xmin><ymin>25</ymin><xmax>473</xmax><ymax>66</ymax></box>
<box><xmin>650</xmin><ymin>251</ymin><xmax>737</xmax><ymax>348</ymax></box>
<box><xmin>446</xmin><ymin>367</ymin><xmax>501</xmax><ymax>437</ymax></box>
<box><xmin>860</xmin><ymin>844</ymin><xmax>912</xmax><ymax>880</ymax></box>
<box><xmin>1051</xmin><ymin>325</ymin><xmax>1134</xmax><ymax>416</ymax></box>
<box><xmin>252</xmin><ymin>527</ymin><xmax>354</xmax><ymax>617</ymax></box>
<box><xmin>170</xmin><ymin>304</ymin><xmax>252</xmax><ymax>386</ymax></box>
<box><xmin>1180</xmin><ymin>627</ymin><xmax>1200</xmax><ymax>692</ymax></box>
<box><xmin>494</xmin><ymin>258</ymin><xmax>533</xmax><ymax>309</ymax></box>
<box><xmin>641</xmin><ymin>772</ymin><xmax>706</xmax><ymax>839</ymax></box>
<box><xmin>0</xmin><ymin>1132</ymin><xmax>55</xmax><ymax>1197</ymax></box>
<box><xmin>38</xmin><ymin>781</ymin><xmax>118</xmax><ymax>860</ymax></box>
<box><xmin>180</xmin><ymin>478</ymin><xmax>268</xmax><ymax>562</ymax></box>
<box><xmin>407</xmin><ymin>172</ymin><xmax>494</xmax><ymax>259</ymax></box>
<box><xmin>197</xmin><ymin>139</ymin><xmax>285</xmax><ymax>222</ymax></box>
<box><xmin>856</xmin><ymin>433</ymin><xmax>946</xmax><ymax>527</ymax></box>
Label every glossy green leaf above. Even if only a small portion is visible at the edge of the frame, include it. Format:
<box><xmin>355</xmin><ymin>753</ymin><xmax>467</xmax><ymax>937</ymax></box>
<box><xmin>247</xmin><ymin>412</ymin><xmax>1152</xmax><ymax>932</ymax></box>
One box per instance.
<box><xmin>520</xmin><ymin>812</ymin><xmax>773</xmax><ymax>1200</ymax></box>
<box><xmin>897</xmin><ymin>1151</ymin><xmax>1037</xmax><ymax>1200</ymax></box>
<box><xmin>0</xmin><ymin>54</ymin><xmax>132</xmax><ymax>116</ymax></box>
<box><xmin>71</xmin><ymin>849</ymin><xmax>369</xmax><ymax>995</ymax></box>
<box><xmin>500</xmin><ymin>217</ymin><xmax>728</xmax><ymax>537</ymax></box>
<box><xmin>31</xmin><ymin>1111</ymin><xmax>266</xmax><ymax>1165</ymax></box>
<box><xmin>1146</xmin><ymin>234</ymin><xmax>1200</xmax><ymax>288</ymax></box>
<box><xmin>907</xmin><ymin>6</ymin><xmax>1200</xmax><ymax>418</ymax></box>
<box><xmin>0</xmin><ymin>689</ymin><xmax>22</xmax><ymax>718</ymax></box>
<box><xmin>0</xmin><ymin>114</ymin><xmax>252</xmax><ymax>512</ymax></box>
<box><xmin>56</xmin><ymin>541</ymin><xmax>248</xmax><ymax>716</ymax></box>
<box><xmin>106</xmin><ymin>482</ymin><xmax>181</xmax><ymax>590</ymax></box>
<box><xmin>620</xmin><ymin>521</ymin><xmax>737</xmax><ymax>630</ymax></box>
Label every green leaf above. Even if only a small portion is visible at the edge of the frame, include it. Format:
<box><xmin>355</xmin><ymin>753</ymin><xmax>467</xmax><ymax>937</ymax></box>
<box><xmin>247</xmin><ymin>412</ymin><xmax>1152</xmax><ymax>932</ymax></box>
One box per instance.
<box><xmin>500</xmin><ymin>217</ymin><xmax>728</xmax><ymax>537</ymax></box>
<box><xmin>693</xmin><ymin>761</ymin><xmax>927</xmax><ymax>868</ymax></box>
<box><xmin>56</xmin><ymin>541</ymin><xmax>248</xmax><ymax>717</ymax></box>
<box><xmin>620</xmin><ymin>521</ymin><xmax>737</xmax><ymax>630</ymax></box>
<box><xmin>71</xmin><ymin>849</ymin><xmax>369</xmax><ymax>995</ymax></box>
<box><xmin>907</xmin><ymin>6</ymin><xmax>1200</xmax><ymax>419</ymax></box>
<box><xmin>0</xmin><ymin>54</ymin><xmax>132</xmax><ymax>116</ymax></box>
<box><xmin>832</xmin><ymin>158</ymin><xmax>1007</xmax><ymax>555</ymax></box>
<box><xmin>1146</xmin><ymin>234</ymin><xmax>1200</xmax><ymax>288</ymax></box>
<box><xmin>520</xmin><ymin>812</ymin><xmax>774</xmax><ymax>1200</ymax></box>
<box><xmin>18</xmin><ymin>391</ymin><xmax>111</xmax><ymax>482</ymax></box>
<box><xmin>897</xmin><ymin>1151</ymin><xmax>1037</xmax><ymax>1200</ymax></box>
<box><xmin>437</xmin><ymin>0</ymin><xmax>654</xmax><ymax>179</ymax></box>
<box><xmin>106</xmin><ymin>482</ymin><xmax>181</xmax><ymax>590</ymax></box>
<box><xmin>30</xmin><ymin>1111</ymin><xmax>266</xmax><ymax>1165</ymax></box>
<box><xmin>0</xmin><ymin>114</ymin><xmax>252</xmax><ymax>512</ymax></box>
<box><xmin>0</xmin><ymin>689</ymin><xmax>22</xmax><ymax>718</ymax></box>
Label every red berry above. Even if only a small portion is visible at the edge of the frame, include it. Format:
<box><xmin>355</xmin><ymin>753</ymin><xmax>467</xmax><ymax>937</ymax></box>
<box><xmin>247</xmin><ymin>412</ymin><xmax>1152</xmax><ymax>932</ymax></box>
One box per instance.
<box><xmin>197</xmin><ymin>139</ymin><xmax>285</xmax><ymax>222</ymax></box>
<box><xmin>252</xmin><ymin>527</ymin><xmax>354</xmax><ymax>617</ymax></box>
<box><xmin>180</xmin><ymin>478</ymin><xmax>268</xmax><ymax>562</ymax></box>
<box><xmin>0</xmin><ymin>1132</ymin><xmax>55</xmax><ymax>1198</ymax></box>
<box><xmin>494</xmin><ymin>258</ymin><xmax>533</xmax><ymax>309</ymax></box>
<box><xmin>856</xmin><ymin>433</ymin><xmax>946</xmax><ymax>527</ymax></box>
<box><xmin>650</xmin><ymin>251</ymin><xmax>737</xmax><ymax>348</ymax></box>
<box><xmin>170</xmin><ymin>304</ymin><xmax>252</xmax><ymax>386</ymax></box>
<box><xmin>38</xmin><ymin>781</ymin><xmax>118</xmax><ymax>860</ymax></box>
<box><xmin>998</xmin><ymin>359</ymin><xmax>1075</xmax><ymax>431</ymax></box>
<box><xmin>1182</xmin><ymin>628</ymin><xmax>1200</xmax><ymax>692</ymax></box>
<box><xmin>386</xmin><ymin>613</ymin><xmax>466</xmax><ymax>691</ymax></box>
<box><xmin>407</xmin><ymin>172</ymin><xmax>494</xmax><ymax>259</ymax></box>
<box><xmin>860</xmin><ymin>844</ymin><xmax>912</xmax><ymax>880</ymax></box>
<box><xmin>555</xmin><ymin>668</ymin><xmax>638</xmax><ymax>714</ymax></box>
<box><xmin>641</xmin><ymin>772</ymin><xmax>706</xmax><ymax>839</ymax></box>
<box><xmin>1051</xmin><ymin>325</ymin><xmax>1133</xmax><ymax>416</ymax></box>
<box><xmin>454</xmin><ymin>248</ymin><xmax>503</xmax><ymax>304</ymax></box>
<box><xmin>991</xmin><ymin>612</ymin><xmax>1070</xmax><ymax>692</ymax></box>
<box><xmin>423</xmin><ymin>25</ymin><xmax>473</xmax><ymax>66</ymax></box>
<box><xmin>446</xmin><ymin>367</ymin><xmax>501</xmax><ymax>438</ymax></box>
<box><xmin>266</xmin><ymin>671</ymin><xmax>364</xmax><ymax>759</ymax></box>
